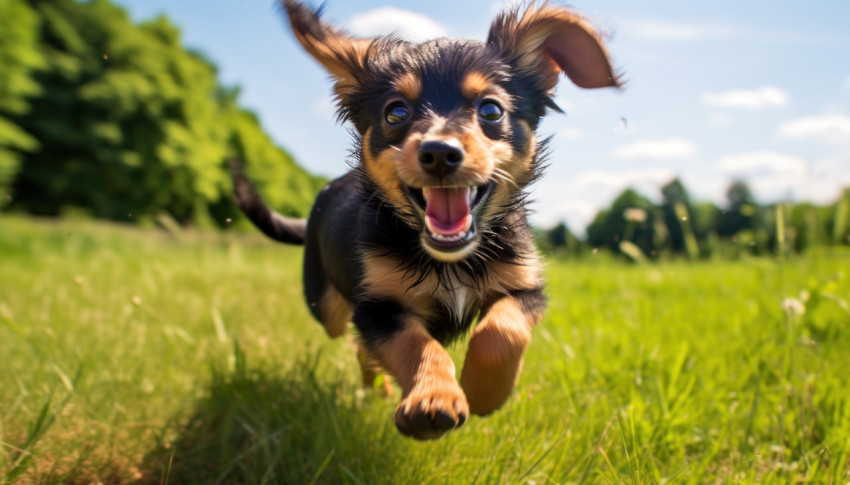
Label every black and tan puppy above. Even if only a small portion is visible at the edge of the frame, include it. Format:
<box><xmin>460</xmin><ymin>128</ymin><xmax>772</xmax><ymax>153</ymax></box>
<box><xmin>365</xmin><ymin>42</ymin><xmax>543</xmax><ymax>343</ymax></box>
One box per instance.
<box><xmin>233</xmin><ymin>0</ymin><xmax>619</xmax><ymax>440</ymax></box>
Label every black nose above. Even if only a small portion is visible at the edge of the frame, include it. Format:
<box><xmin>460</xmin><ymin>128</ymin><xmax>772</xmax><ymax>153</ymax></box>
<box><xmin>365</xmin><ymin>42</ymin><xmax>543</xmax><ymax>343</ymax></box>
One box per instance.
<box><xmin>418</xmin><ymin>140</ymin><xmax>464</xmax><ymax>177</ymax></box>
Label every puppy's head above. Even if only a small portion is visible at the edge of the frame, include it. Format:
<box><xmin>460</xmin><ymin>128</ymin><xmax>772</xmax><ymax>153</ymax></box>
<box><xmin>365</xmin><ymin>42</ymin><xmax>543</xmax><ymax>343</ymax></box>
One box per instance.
<box><xmin>283</xmin><ymin>1</ymin><xmax>619</xmax><ymax>263</ymax></box>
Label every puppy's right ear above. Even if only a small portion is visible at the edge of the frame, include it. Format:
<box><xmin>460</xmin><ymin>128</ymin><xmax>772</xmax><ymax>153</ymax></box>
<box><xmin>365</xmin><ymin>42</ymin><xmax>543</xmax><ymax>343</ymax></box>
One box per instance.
<box><xmin>281</xmin><ymin>1</ymin><xmax>372</xmax><ymax>97</ymax></box>
<box><xmin>488</xmin><ymin>4</ymin><xmax>620</xmax><ymax>93</ymax></box>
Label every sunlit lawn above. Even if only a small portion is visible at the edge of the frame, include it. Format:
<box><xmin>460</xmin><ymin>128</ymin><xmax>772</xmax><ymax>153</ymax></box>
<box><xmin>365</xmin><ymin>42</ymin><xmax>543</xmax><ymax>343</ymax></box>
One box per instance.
<box><xmin>1</xmin><ymin>215</ymin><xmax>849</xmax><ymax>484</ymax></box>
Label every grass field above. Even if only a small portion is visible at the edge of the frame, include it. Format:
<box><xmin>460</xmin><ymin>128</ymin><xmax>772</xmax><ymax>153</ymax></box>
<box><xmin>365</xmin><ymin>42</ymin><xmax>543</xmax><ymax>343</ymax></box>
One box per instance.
<box><xmin>1</xmin><ymin>215</ymin><xmax>849</xmax><ymax>484</ymax></box>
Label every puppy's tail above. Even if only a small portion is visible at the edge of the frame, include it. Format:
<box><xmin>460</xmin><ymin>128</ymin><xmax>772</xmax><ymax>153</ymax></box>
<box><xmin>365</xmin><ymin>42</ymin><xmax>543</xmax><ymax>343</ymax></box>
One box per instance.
<box><xmin>229</xmin><ymin>159</ymin><xmax>307</xmax><ymax>245</ymax></box>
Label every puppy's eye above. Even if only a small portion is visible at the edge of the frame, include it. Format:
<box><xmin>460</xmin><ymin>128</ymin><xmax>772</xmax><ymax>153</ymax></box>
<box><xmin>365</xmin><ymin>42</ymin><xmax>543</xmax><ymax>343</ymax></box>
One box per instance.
<box><xmin>478</xmin><ymin>101</ymin><xmax>503</xmax><ymax>122</ymax></box>
<box><xmin>385</xmin><ymin>102</ymin><xmax>410</xmax><ymax>125</ymax></box>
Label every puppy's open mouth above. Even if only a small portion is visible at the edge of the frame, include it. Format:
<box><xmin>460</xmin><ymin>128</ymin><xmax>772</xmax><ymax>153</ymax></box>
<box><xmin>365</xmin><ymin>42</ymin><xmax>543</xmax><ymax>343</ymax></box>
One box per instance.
<box><xmin>404</xmin><ymin>182</ymin><xmax>493</xmax><ymax>252</ymax></box>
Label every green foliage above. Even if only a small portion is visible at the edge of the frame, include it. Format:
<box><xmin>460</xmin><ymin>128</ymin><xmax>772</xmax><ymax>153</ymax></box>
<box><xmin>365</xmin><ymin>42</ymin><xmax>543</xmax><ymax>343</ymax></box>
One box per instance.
<box><xmin>535</xmin><ymin>221</ymin><xmax>585</xmax><ymax>256</ymax></box>
<box><xmin>0</xmin><ymin>0</ymin><xmax>45</xmax><ymax>203</ymax></box>
<box><xmin>544</xmin><ymin>179</ymin><xmax>850</xmax><ymax>261</ymax></box>
<box><xmin>832</xmin><ymin>188</ymin><xmax>850</xmax><ymax>245</ymax></box>
<box><xmin>2</xmin><ymin>216</ymin><xmax>850</xmax><ymax>483</ymax></box>
<box><xmin>716</xmin><ymin>180</ymin><xmax>760</xmax><ymax>238</ymax></box>
<box><xmin>660</xmin><ymin>178</ymin><xmax>700</xmax><ymax>257</ymax></box>
<box><xmin>2</xmin><ymin>0</ymin><xmax>322</xmax><ymax>224</ymax></box>
<box><xmin>587</xmin><ymin>188</ymin><xmax>659</xmax><ymax>258</ymax></box>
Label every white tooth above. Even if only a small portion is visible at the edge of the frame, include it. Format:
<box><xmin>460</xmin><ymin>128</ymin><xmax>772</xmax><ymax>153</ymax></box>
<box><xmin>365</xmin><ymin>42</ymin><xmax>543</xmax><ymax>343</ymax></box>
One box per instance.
<box><xmin>423</xmin><ymin>187</ymin><xmax>430</xmax><ymax>203</ymax></box>
<box><xmin>468</xmin><ymin>186</ymin><xmax>477</xmax><ymax>204</ymax></box>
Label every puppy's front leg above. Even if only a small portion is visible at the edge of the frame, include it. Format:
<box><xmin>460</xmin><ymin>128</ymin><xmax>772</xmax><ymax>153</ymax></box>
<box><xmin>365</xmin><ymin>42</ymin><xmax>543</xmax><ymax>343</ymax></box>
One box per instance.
<box><xmin>357</xmin><ymin>305</ymin><xmax>469</xmax><ymax>440</ymax></box>
<box><xmin>460</xmin><ymin>291</ymin><xmax>545</xmax><ymax>415</ymax></box>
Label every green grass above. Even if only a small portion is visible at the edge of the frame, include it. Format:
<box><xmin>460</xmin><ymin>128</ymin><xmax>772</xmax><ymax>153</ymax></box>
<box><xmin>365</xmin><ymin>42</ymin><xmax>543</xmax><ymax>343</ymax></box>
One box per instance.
<box><xmin>1</xmin><ymin>215</ymin><xmax>849</xmax><ymax>484</ymax></box>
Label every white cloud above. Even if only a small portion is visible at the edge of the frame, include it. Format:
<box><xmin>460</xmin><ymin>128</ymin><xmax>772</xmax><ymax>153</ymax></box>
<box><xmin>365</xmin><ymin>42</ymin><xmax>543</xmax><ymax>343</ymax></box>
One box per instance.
<box><xmin>716</xmin><ymin>151</ymin><xmax>808</xmax><ymax>176</ymax></box>
<box><xmin>534</xmin><ymin>199</ymin><xmax>597</xmax><ymax>232</ymax></box>
<box><xmin>803</xmin><ymin>150</ymin><xmax>850</xmax><ymax>203</ymax></box>
<box><xmin>348</xmin><ymin>7</ymin><xmax>448</xmax><ymax>42</ymax></box>
<box><xmin>624</xmin><ymin>19</ymin><xmax>738</xmax><ymax>42</ymax></box>
<box><xmin>714</xmin><ymin>151</ymin><xmax>811</xmax><ymax>202</ymax></box>
<box><xmin>568</xmin><ymin>168</ymin><xmax>676</xmax><ymax>194</ymax></box>
<box><xmin>611</xmin><ymin>138</ymin><xmax>697</xmax><ymax>161</ymax></box>
<box><xmin>700</xmin><ymin>86</ymin><xmax>789</xmax><ymax>109</ymax></box>
<box><xmin>696</xmin><ymin>150</ymin><xmax>850</xmax><ymax>206</ymax></box>
<box><xmin>778</xmin><ymin>114</ymin><xmax>850</xmax><ymax>145</ymax></box>
<box><xmin>533</xmin><ymin>169</ymin><xmax>675</xmax><ymax>233</ymax></box>
<box><xmin>557</xmin><ymin>127</ymin><xmax>584</xmax><ymax>140</ymax></box>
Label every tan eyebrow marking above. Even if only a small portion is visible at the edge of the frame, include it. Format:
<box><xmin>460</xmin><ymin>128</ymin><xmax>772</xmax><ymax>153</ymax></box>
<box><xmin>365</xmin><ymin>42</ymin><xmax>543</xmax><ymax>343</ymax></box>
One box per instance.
<box><xmin>394</xmin><ymin>72</ymin><xmax>422</xmax><ymax>100</ymax></box>
<box><xmin>462</xmin><ymin>72</ymin><xmax>491</xmax><ymax>99</ymax></box>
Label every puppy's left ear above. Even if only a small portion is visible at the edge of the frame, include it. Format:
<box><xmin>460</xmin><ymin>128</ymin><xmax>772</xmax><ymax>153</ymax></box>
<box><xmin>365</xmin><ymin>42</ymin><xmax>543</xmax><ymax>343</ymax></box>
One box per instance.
<box><xmin>488</xmin><ymin>4</ymin><xmax>620</xmax><ymax>92</ymax></box>
<box><xmin>282</xmin><ymin>0</ymin><xmax>372</xmax><ymax>97</ymax></box>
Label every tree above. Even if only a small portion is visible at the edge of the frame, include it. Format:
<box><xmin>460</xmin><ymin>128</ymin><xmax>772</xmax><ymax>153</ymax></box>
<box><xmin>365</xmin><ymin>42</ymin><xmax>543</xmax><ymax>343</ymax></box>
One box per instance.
<box><xmin>586</xmin><ymin>188</ymin><xmax>658</xmax><ymax>257</ymax></box>
<box><xmin>832</xmin><ymin>187</ymin><xmax>850</xmax><ymax>245</ymax></box>
<box><xmin>0</xmin><ymin>0</ymin><xmax>45</xmax><ymax>204</ymax></box>
<box><xmin>716</xmin><ymin>180</ymin><xmax>757</xmax><ymax>237</ymax></box>
<box><xmin>6</xmin><ymin>0</ymin><xmax>323</xmax><ymax>225</ymax></box>
<box><xmin>536</xmin><ymin>221</ymin><xmax>583</xmax><ymax>256</ymax></box>
<box><xmin>660</xmin><ymin>178</ymin><xmax>700</xmax><ymax>258</ymax></box>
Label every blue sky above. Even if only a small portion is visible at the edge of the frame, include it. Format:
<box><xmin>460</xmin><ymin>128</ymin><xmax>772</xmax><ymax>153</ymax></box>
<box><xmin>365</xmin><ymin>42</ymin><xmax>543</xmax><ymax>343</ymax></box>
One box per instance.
<box><xmin>116</xmin><ymin>0</ymin><xmax>850</xmax><ymax>232</ymax></box>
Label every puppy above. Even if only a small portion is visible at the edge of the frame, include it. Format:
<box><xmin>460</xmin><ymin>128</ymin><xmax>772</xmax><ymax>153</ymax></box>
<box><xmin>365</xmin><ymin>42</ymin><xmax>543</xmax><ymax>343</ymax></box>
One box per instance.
<box><xmin>233</xmin><ymin>0</ymin><xmax>619</xmax><ymax>440</ymax></box>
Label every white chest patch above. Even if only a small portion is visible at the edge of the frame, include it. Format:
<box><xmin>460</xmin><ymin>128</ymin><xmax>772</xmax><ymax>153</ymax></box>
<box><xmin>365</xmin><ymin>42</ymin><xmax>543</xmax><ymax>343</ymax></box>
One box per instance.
<box><xmin>433</xmin><ymin>273</ymin><xmax>477</xmax><ymax>321</ymax></box>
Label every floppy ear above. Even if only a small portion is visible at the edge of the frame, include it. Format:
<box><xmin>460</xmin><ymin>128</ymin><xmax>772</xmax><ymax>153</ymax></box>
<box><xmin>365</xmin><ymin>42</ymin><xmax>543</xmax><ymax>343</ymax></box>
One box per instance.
<box><xmin>281</xmin><ymin>0</ymin><xmax>373</xmax><ymax>97</ymax></box>
<box><xmin>487</xmin><ymin>3</ymin><xmax>620</xmax><ymax>92</ymax></box>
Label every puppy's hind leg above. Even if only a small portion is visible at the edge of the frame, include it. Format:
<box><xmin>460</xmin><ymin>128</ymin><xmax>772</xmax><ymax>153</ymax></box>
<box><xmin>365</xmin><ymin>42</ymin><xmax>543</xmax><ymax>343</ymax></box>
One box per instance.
<box><xmin>316</xmin><ymin>284</ymin><xmax>351</xmax><ymax>338</ymax></box>
<box><xmin>356</xmin><ymin>338</ymin><xmax>394</xmax><ymax>396</ymax></box>
<box><xmin>303</xmin><ymin>240</ymin><xmax>350</xmax><ymax>338</ymax></box>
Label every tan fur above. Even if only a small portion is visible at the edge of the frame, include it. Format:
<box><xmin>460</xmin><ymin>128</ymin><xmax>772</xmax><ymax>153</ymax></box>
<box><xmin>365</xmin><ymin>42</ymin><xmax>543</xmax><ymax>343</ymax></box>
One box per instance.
<box><xmin>481</xmin><ymin>121</ymin><xmax>537</xmax><ymax>218</ymax></box>
<box><xmin>290</xmin><ymin>29</ymin><xmax>373</xmax><ymax>99</ymax></box>
<box><xmin>395</xmin><ymin>119</ymin><xmax>513</xmax><ymax>191</ymax></box>
<box><xmin>490</xmin><ymin>4</ymin><xmax>620</xmax><ymax>90</ymax></box>
<box><xmin>360</xmin><ymin>250</ymin><xmax>438</xmax><ymax>316</ymax></box>
<box><xmin>484</xmin><ymin>254</ymin><xmax>544</xmax><ymax>298</ymax></box>
<box><xmin>362</xmin><ymin>245</ymin><xmax>541</xmax><ymax>299</ymax></box>
<box><xmin>506</xmin><ymin>121</ymin><xmax>537</xmax><ymax>183</ymax></box>
<box><xmin>357</xmin><ymin>338</ymin><xmax>393</xmax><ymax>395</ymax></box>
<box><xmin>461</xmin><ymin>72</ymin><xmax>491</xmax><ymax>99</ymax></box>
<box><xmin>460</xmin><ymin>296</ymin><xmax>539</xmax><ymax>415</ymax></box>
<box><xmin>370</xmin><ymin>318</ymin><xmax>468</xmax><ymax>439</ymax></box>
<box><xmin>362</xmin><ymin>127</ymin><xmax>410</xmax><ymax>212</ymax></box>
<box><xmin>394</xmin><ymin>72</ymin><xmax>422</xmax><ymax>101</ymax></box>
<box><xmin>318</xmin><ymin>284</ymin><xmax>351</xmax><ymax>338</ymax></box>
<box><xmin>361</xmin><ymin>247</ymin><xmax>542</xmax><ymax>326</ymax></box>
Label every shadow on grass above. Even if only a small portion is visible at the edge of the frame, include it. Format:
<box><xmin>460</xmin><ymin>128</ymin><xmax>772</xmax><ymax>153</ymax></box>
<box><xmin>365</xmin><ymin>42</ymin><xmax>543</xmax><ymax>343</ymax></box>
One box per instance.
<box><xmin>136</xmin><ymin>346</ymin><xmax>404</xmax><ymax>485</ymax></box>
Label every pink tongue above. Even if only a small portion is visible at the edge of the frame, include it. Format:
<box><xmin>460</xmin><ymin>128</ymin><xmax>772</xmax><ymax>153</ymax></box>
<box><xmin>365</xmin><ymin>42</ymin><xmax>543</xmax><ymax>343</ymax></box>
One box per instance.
<box><xmin>425</xmin><ymin>187</ymin><xmax>471</xmax><ymax>235</ymax></box>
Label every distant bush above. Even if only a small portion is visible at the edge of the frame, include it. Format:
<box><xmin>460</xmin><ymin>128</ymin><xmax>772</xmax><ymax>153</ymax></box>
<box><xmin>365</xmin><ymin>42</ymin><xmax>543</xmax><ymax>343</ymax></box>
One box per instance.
<box><xmin>544</xmin><ymin>182</ymin><xmax>850</xmax><ymax>261</ymax></box>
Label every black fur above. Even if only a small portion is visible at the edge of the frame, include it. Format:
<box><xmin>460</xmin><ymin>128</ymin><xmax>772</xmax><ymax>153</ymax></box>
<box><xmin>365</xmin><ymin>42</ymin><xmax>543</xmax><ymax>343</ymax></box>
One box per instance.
<box><xmin>230</xmin><ymin>159</ymin><xmax>306</xmax><ymax>244</ymax></box>
<box><xmin>237</xmin><ymin>28</ymin><xmax>555</xmax><ymax>346</ymax></box>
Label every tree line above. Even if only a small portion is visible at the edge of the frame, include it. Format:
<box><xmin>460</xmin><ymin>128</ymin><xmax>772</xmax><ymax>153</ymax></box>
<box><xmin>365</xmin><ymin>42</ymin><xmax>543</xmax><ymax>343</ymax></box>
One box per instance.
<box><xmin>538</xmin><ymin>179</ymin><xmax>850</xmax><ymax>259</ymax></box>
<box><xmin>0</xmin><ymin>0</ymin><xmax>325</xmax><ymax>228</ymax></box>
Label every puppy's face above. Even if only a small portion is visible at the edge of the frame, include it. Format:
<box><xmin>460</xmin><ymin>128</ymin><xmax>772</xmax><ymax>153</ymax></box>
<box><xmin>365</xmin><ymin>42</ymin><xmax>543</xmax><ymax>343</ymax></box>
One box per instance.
<box><xmin>283</xmin><ymin>1</ymin><xmax>619</xmax><ymax>262</ymax></box>
<box><xmin>355</xmin><ymin>41</ymin><xmax>538</xmax><ymax>263</ymax></box>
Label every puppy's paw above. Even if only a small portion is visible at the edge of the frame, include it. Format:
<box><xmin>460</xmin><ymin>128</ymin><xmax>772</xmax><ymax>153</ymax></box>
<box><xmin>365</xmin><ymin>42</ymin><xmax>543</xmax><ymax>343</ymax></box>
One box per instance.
<box><xmin>394</xmin><ymin>383</ymin><xmax>469</xmax><ymax>440</ymax></box>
